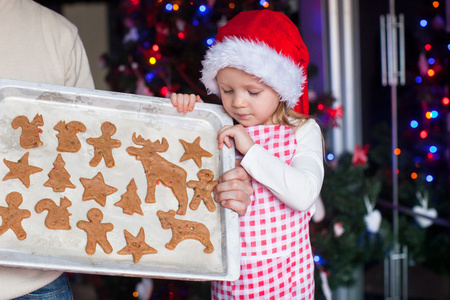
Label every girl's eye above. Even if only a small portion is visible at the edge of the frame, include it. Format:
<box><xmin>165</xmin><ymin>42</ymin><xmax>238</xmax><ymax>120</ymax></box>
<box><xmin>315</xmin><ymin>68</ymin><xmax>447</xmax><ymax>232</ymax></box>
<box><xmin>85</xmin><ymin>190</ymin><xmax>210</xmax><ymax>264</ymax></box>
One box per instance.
<box><xmin>249</xmin><ymin>91</ymin><xmax>260</xmax><ymax>96</ymax></box>
<box><xmin>223</xmin><ymin>89</ymin><xmax>233</xmax><ymax>94</ymax></box>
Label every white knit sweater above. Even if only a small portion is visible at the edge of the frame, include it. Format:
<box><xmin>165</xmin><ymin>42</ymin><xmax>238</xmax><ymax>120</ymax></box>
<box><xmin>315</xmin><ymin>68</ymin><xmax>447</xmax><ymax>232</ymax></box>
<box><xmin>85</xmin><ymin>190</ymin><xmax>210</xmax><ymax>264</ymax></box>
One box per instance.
<box><xmin>0</xmin><ymin>0</ymin><xmax>94</xmax><ymax>298</ymax></box>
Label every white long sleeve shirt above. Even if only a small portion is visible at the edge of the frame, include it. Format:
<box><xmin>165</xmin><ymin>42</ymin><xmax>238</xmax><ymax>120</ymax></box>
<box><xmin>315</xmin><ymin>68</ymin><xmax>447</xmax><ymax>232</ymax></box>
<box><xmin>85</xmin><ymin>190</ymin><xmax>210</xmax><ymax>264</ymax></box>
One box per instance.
<box><xmin>241</xmin><ymin>119</ymin><xmax>324</xmax><ymax>212</ymax></box>
<box><xmin>0</xmin><ymin>0</ymin><xmax>94</xmax><ymax>298</ymax></box>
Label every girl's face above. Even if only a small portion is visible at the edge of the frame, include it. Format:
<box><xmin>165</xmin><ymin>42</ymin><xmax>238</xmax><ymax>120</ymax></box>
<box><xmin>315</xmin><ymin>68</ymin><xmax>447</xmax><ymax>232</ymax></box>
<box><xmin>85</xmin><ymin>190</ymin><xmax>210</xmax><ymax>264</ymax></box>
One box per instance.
<box><xmin>216</xmin><ymin>67</ymin><xmax>280</xmax><ymax>127</ymax></box>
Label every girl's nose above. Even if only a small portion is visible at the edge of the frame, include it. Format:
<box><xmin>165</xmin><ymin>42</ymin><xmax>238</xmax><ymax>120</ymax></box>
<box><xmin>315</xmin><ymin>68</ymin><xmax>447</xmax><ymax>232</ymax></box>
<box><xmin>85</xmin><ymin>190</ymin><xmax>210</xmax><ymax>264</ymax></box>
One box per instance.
<box><xmin>232</xmin><ymin>94</ymin><xmax>246</xmax><ymax>108</ymax></box>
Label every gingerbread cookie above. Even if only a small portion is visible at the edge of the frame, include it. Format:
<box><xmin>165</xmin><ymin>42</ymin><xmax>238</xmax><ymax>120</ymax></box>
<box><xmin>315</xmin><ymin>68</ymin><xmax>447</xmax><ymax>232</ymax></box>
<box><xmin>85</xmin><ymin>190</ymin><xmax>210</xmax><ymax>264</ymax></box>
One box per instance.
<box><xmin>11</xmin><ymin>114</ymin><xmax>44</xmax><ymax>149</ymax></box>
<box><xmin>77</xmin><ymin>208</ymin><xmax>114</xmax><ymax>255</ymax></box>
<box><xmin>86</xmin><ymin>121</ymin><xmax>121</xmax><ymax>168</ymax></box>
<box><xmin>0</xmin><ymin>192</ymin><xmax>31</xmax><ymax>240</ymax></box>
<box><xmin>114</xmin><ymin>179</ymin><xmax>143</xmax><ymax>215</ymax></box>
<box><xmin>3</xmin><ymin>152</ymin><xmax>43</xmax><ymax>188</ymax></box>
<box><xmin>127</xmin><ymin>133</ymin><xmax>188</xmax><ymax>215</ymax></box>
<box><xmin>157</xmin><ymin>210</ymin><xmax>214</xmax><ymax>253</ymax></box>
<box><xmin>80</xmin><ymin>172</ymin><xmax>118</xmax><ymax>207</ymax></box>
<box><xmin>54</xmin><ymin>120</ymin><xmax>86</xmax><ymax>152</ymax></box>
<box><xmin>117</xmin><ymin>228</ymin><xmax>157</xmax><ymax>263</ymax></box>
<box><xmin>35</xmin><ymin>196</ymin><xmax>72</xmax><ymax>230</ymax></box>
<box><xmin>44</xmin><ymin>154</ymin><xmax>76</xmax><ymax>192</ymax></box>
<box><xmin>179</xmin><ymin>136</ymin><xmax>212</xmax><ymax>168</ymax></box>
<box><xmin>187</xmin><ymin>169</ymin><xmax>218</xmax><ymax>212</ymax></box>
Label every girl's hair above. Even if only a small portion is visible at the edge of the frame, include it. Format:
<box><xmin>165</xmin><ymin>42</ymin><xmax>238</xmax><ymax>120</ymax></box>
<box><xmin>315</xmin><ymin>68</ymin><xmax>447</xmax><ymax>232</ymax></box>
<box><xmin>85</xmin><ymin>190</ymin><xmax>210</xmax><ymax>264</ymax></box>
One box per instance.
<box><xmin>273</xmin><ymin>102</ymin><xmax>313</xmax><ymax>128</ymax></box>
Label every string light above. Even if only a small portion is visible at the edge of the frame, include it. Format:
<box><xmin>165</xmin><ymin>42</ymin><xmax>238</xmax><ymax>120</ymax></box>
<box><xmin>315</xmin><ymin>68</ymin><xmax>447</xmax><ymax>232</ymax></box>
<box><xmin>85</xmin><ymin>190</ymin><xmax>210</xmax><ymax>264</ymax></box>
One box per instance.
<box><xmin>160</xmin><ymin>86</ymin><xmax>169</xmax><ymax>96</ymax></box>
<box><xmin>427</xmin><ymin>69</ymin><xmax>435</xmax><ymax>77</ymax></box>
<box><xmin>420</xmin><ymin>130</ymin><xmax>428</xmax><ymax>139</ymax></box>
<box><xmin>425</xmin><ymin>44</ymin><xmax>432</xmax><ymax>51</ymax></box>
<box><xmin>229</xmin><ymin>2</ymin><xmax>235</xmax><ymax>9</ymax></box>
<box><xmin>442</xmin><ymin>97</ymin><xmax>449</xmax><ymax>105</ymax></box>
<box><xmin>394</xmin><ymin>148</ymin><xmax>401</xmax><ymax>155</ymax></box>
<box><xmin>415</xmin><ymin>76</ymin><xmax>422</xmax><ymax>83</ymax></box>
<box><xmin>149</xmin><ymin>57</ymin><xmax>156</xmax><ymax>65</ymax></box>
<box><xmin>152</xmin><ymin>44</ymin><xmax>159</xmax><ymax>52</ymax></box>
<box><xmin>410</xmin><ymin>120</ymin><xmax>418</xmax><ymax>128</ymax></box>
<box><xmin>326</xmin><ymin>153</ymin><xmax>335</xmax><ymax>161</ymax></box>
<box><xmin>426</xmin><ymin>175</ymin><xmax>434</xmax><ymax>182</ymax></box>
<box><xmin>145</xmin><ymin>72</ymin><xmax>154</xmax><ymax>82</ymax></box>
<box><xmin>428</xmin><ymin>58</ymin><xmax>435</xmax><ymax>65</ymax></box>
<box><xmin>411</xmin><ymin>172</ymin><xmax>418</xmax><ymax>179</ymax></box>
<box><xmin>133</xmin><ymin>291</ymin><xmax>139</xmax><ymax>298</ymax></box>
<box><xmin>165</xmin><ymin>3</ymin><xmax>173</xmax><ymax>11</ymax></box>
<box><xmin>429</xmin><ymin>146</ymin><xmax>437</xmax><ymax>153</ymax></box>
<box><xmin>420</xmin><ymin>20</ymin><xmax>428</xmax><ymax>27</ymax></box>
<box><xmin>173</xmin><ymin>4</ymin><xmax>179</xmax><ymax>11</ymax></box>
<box><xmin>206</xmin><ymin>38</ymin><xmax>214</xmax><ymax>45</ymax></box>
<box><xmin>432</xmin><ymin>1</ymin><xmax>439</xmax><ymax>8</ymax></box>
<box><xmin>430</xmin><ymin>110</ymin><xmax>438</xmax><ymax>118</ymax></box>
<box><xmin>318</xmin><ymin>103</ymin><xmax>324</xmax><ymax>110</ymax></box>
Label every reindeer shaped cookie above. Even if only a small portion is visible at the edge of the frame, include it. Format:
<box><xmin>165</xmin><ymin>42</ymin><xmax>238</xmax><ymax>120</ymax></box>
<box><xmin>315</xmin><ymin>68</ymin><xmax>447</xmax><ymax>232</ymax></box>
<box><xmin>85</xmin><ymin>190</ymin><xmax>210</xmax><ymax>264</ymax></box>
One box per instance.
<box><xmin>11</xmin><ymin>114</ymin><xmax>44</xmax><ymax>149</ymax></box>
<box><xmin>157</xmin><ymin>210</ymin><xmax>214</xmax><ymax>253</ymax></box>
<box><xmin>127</xmin><ymin>133</ymin><xmax>188</xmax><ymax>215</ymax></box>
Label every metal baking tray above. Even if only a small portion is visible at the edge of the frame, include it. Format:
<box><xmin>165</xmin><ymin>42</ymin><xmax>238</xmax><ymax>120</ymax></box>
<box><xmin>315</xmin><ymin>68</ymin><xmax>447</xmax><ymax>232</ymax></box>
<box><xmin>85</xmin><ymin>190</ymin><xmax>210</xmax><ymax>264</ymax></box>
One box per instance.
<box><xmin>0</xmin><ymin>79</ymin><xmax>239</xmax><ymax>281</ymax></box>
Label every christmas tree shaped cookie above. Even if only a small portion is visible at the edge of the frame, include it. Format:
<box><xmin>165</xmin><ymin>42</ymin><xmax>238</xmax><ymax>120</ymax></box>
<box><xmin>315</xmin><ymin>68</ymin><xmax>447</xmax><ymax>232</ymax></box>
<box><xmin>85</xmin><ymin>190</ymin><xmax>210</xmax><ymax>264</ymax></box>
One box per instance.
<box><xmin>114</xmin><ymin>179</ymin><xmax>144</xmax><ymax>215</ymax></box>
<box><xmin>117</xmin><ymin>228</ymin><xmax>157</xmax><ymax>263</ymax></box>
<box><xmin>35</xmin><ymin>196</ymin><xmax>72</xmax><ymax>230</ymax></box>
<box><xmin>44</xmin><ymin>154</ymin><xmax>76</xmax><ymax>192</ymax></box>
<box><xmin>3</xmin><ymin>152</ymin><xmax>43</xmax><ymax>188</ymax></box>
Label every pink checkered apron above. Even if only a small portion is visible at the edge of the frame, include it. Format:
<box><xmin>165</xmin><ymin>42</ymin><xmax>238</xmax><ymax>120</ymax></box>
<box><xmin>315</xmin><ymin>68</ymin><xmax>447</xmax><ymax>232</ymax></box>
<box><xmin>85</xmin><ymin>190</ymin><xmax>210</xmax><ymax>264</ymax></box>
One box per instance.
<box><xmin>211</xmin><ymin>125</ymin><xmax>315</xmax><ymax>300</ymax></box>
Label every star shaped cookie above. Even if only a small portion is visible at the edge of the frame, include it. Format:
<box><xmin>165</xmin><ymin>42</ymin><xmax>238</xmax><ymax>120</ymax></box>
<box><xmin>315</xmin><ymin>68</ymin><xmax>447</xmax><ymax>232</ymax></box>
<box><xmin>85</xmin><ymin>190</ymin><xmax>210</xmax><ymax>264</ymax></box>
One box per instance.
<box><xmin>179</xmin><ymin>136</ymin><xmax>212</xmax><ymax>168</ymax></box>
<box><xmin>117</xmin><ymin>227</ymin><xmax>157</xmax><ymax>263</ymax></box>
<box><xmin>80</xmin><ymin>172</ymin><xmax>118</xmax><ymax>206</ymax></box>
<box><xmin>3</xmin><ymin>152</ymin><xmax>43</xmax><ymax>188</ymax></box>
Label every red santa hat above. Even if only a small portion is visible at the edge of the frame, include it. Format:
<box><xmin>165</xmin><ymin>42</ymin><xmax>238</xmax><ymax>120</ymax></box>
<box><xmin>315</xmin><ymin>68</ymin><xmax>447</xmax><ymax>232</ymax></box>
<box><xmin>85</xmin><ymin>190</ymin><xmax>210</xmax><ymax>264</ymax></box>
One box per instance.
<box><xmin>200</xmin><ymin>10</ymin><xmax>309</xmax><ymax>115</ymax></box>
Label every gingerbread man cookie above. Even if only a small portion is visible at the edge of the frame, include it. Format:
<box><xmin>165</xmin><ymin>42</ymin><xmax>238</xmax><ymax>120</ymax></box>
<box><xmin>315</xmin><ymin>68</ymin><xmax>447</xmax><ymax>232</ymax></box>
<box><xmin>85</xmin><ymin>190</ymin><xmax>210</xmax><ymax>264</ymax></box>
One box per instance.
<box><xmin>54</xmin><ymin>120</ymin><xmax>86</xmax><ymax>152</ymax></box>
<box><xmin>80</xmin><ymin>172</ymin><xmax>118</xmax><ymax>207</ymax></box>
<box><xmin>3</xmin><ymin>152</ymin><xmax>43</xmax><ymax>188</ymax></box>
<box><xmin>187</xmin><ymin>169</ymin><xmax>218</xmax><ymax>212</ymax></box>
<box><xmin>117</xmin><ymin>228</ymin><xmax>157</xmax><ymax>264</ymax></box>
<box><xmin>77</xmin><ymin>208</ymin><xmax>114</xmax><ymax>255</ymax></box>
<box><xmin>157</xmin><ymin>210</ymin><xmax>214</xmax><ymax>253</ymax></box>
<box><xmin>11</xmin><ymin>114</ymin><xmax>44</xmax><ymax>149</ymax></box>
<box><xmin>179</xmin><ymin>136</ymin><xmax>213</xmax><ymax>168</ymax></box>
<box><xmin>0</xmin><ymin>192</ymin><xmax>31</xmax><ymax>240</ymax></box>
<box><xmin>44</xmin><ymin>154</ymin><xmax>76</xmax><ymax>192</ymax></box>
<box><xmin>35</xmin><ymin>197</ymin><xmax>72</xmax><ymax>230</ymax></box>
<box><xmin>87</xmin><ymin>121</ymin><xmax>121</xmax><ymax>168</ymax></box>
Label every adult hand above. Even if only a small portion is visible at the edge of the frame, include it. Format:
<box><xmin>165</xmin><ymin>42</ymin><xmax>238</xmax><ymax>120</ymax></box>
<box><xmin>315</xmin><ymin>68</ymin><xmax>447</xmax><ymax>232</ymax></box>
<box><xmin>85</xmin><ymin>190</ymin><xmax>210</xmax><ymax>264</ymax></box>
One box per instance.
<box><xmin>214</xmin><ymin>160</ymin><xmax>253</xmax><ymax>216</ymax></box>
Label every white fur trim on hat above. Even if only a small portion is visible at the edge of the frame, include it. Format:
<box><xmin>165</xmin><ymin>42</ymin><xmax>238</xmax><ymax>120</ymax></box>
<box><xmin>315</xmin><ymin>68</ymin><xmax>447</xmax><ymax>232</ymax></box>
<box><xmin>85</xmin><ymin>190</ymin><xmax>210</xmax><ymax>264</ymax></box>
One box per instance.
<box><xmin>200</xmin><ymin>37</ymin><xmax>306</xmax><ymax>109</ymax></box>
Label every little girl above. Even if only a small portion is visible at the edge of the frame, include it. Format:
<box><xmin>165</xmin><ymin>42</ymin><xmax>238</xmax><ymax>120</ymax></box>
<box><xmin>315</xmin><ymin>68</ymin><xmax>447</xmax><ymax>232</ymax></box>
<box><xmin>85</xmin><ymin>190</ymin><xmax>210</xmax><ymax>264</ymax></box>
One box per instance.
<box><xmin>171</xmin><ymin>10</ymin><xmax>324</xmax><ymax>300</ymax></box>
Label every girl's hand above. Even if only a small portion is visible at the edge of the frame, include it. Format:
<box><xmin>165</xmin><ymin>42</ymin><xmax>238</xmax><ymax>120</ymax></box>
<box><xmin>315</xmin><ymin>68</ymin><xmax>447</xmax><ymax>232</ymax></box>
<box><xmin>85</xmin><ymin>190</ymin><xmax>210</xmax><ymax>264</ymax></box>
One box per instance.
<box><xmin>217</xmin><ymin>124</ymin><xmax>254</xmax><ymax>155</ymax></box>
<box><xmin>214</xmin><ymin>160</ymin><xmax>253</xmax><ymax>216</ymax></box>
<box><xmin>170</xmin><ymin>93</ymin><xmax>203</xmax><ymax>113</ymax></box>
